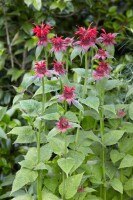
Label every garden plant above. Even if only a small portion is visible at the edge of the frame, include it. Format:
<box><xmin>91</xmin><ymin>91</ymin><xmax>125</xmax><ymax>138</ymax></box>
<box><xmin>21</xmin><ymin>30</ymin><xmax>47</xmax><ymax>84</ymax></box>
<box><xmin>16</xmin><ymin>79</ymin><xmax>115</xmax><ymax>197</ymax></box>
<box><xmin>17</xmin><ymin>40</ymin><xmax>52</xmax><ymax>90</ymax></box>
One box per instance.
<box><xmin>4</xmin><ymin>21</ymin><xmax>133</xmax><ymax>200</ymax></box>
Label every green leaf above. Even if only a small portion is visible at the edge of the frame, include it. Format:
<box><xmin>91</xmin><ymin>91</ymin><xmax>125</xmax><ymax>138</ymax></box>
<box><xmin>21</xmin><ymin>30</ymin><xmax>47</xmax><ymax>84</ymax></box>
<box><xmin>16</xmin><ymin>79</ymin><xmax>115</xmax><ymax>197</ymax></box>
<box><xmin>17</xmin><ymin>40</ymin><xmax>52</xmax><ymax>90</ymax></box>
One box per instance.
<box><xmin>24</xmin><ymin>0</ymin><xmax>33</xmax><ymax>6</ymax></box>
<box><xmin>103</xmin><ymin>104</ymin><xmax>116</xmax><ymax>114</ymax></box>
<box><xmin>47</xmin><ymin>128</ymin><xmax>58</xmax><ymax>141</ymax></box>
<box><xmin>34</xmin><ymin>162</ymin><xmax>48</xmax><ymax>170</ymax></box>
<box><xmin>7</xmin><ymin>68</ymin><xmax>24</xmax><ymax>81</ymax></box>
<box><xmin>0</xmin><ymin>106</ymin><xmax>7</xmax><ymax>121</ymax></box>
<box><xmin>21</xmin><ymin>73</ymin><xmax>35</xmax><ymax>90</ymax></box>
<box><xmin>11</xmin><ymin>194</ymin><xmax>33</xmax><ymax>200</ymax></box>
<box><xmin>65</xmin><ymin>111</ymin><xmax>79</xmax><ymax>123</ymax></box>
<box><xmin>119</xmin><ymin>154</ymin><xmax>133</xmax><ymax>168</ymax></box>
<box><xmin>80</xmin><ymin>96</ymin><xmax>99</xmax><ymax>112</ymax></box>
<box><xmin>35</xmin><ymin>45</ymin><xmax>43</xmax><ymax>59</ymax></box>
<box><xmin>33</xmin><ymin>0</ymin><xmax>42</xmax><ymax>10</ymax></box>
<box><xmin>126</xmin><ymin>86</ymin><xmax>133</xmax><ymax>98</ymax></box>
<box><xmin>72</xmin><ymin>68</ymin><xmax>86</xmax><ymax>77</ymax></box>
<box><xmin>70</xmin><ymin>47</ymin><xmax>82</xmax><ymax>61</ymax></box>
<box><xmin>0</xmin><ymin>127</ymin><xmax>7</xmax><ymax>139</ymax></box>
<box><xmin>8</xmin><ymin>126</ymin><xmax>35</xmax><ymax>143</ymax></box>
<box><xmin>105</xmin><ymin>80</ymin><xmax>122</xmax><ymax>91</ymax></box>
<box><xmin>73</xmin><ymin>101</ymin><xmax>84</xmax><ymax>113</ymax></box>
<box><xmin>110</xmin><ymin>150</ymin><xmax>125</xmax><ymax>164</ymax></box>
<box><xmin>55</xmin><ymin>52</ymin><xmax>63</xmax><ymax>62</ymax></box>
<box><xmin>110</xmin><ymin>178</ymin><xmax>123</xmax><ymax>194</ymax></box>
<box><xmin>121</xmin><ymin>122</ymin><xmax>133</xmax><ymax>133</ymax></box>
<box><xmin>42</xmin><ymin>188</ymin><xmax>61</xmax><ymax>200</ymax></box>
<box><xmin>49</xmin><ymin>137</ymin><xmax>65</xmax><ymax>156</ymax></box>
<box><xmin>87</xmin><ymin>131</ymin><xmax>102</xmax><ymax>145</ymax></box>
<box><xmin>25</xmin><ymin>36</ymin><xmax>38</xmax><ymax>51</ymax></box>
<box><xmin>40</xmin><ymin>113</ymin><xmax>60</xmax><ymax>121</ymax></box>
<box><xmin>20</xmin><ymin>99</ymin><xmax>41</xmax><ymax>116</ymax></box>
<box><xmin>124</xmin><ymin>178</ymin><xmax>133</xmax><ymax>191</ymax></box>
<box><xmin>57</xmin><ymin>157</ymin><xmax>75</xmax><ymax>177</ymax></box>
<box><xmin>20</xmin><ymin>145</ymin><xmax>52</xmax><ymax>169</ymax></box>
<box><xmin>13</xmin><ymin>94</ymin><xmax>24</xmax><ymax>105</ymax></box>
<box><xmin>34</xmin><ymin>81</ymin><xmax>60</xmax><ymax>96</ymax></box>
<box><xmin>11</xmin><ymin>168</ymin><xmax>38</xmax><ymax>194</ymax></box>
<box><xmin>40</xmin><ymin>144</ymin><xmax>52</xmax><ymax>161</ymax></box>
<box><xmin>128</xmin><ymin>102</ymin><xmax>133</xmax><ymax>120</ymax></box>
<box><xmin>118</xmin><ymin>137</ymin><xmax>133</xmax><ymax>153</ymax></box>
<box><xmin>59</xmin><ymin>173</ymin><xmax>83</xmax><ymax>199</ymax></box>
<box><xmin>103</xmin><ymin>130</ymin><xmax>125</xmax><ymax>146</ymax></box>
<box><xmin>44</xmin><ymin>177</ymin><xmax>59</xmax><ymax>193</ymax></box>
<box><xmin>68</xmin><ymin>150</ymin><xmax>85</xmax><ymax>173</ymax></box>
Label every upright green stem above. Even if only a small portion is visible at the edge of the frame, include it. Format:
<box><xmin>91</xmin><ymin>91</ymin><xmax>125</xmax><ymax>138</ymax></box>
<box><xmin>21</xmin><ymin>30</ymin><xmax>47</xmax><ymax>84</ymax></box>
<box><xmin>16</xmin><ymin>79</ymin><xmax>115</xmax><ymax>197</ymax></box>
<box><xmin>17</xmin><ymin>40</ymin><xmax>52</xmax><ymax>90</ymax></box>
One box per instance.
<box><xmin>66</xmin><ymin>54</ymin><xmax>69</xmax><ymax>77</ymax></box>
<box><xmin>37</xmin><ymin>77</ymin><xmax>45</xmax><ymax>200</ymax></box>
<box><xmin>62</xmin><ymin>102</ymin><xmax>67</xmax><ymax>200</ymax></box>
<box><xmin>99</xmin><ymin>90</ymin><xmax>106</xmax><ymax>200</ymax></box>
<box><xmin>45</xmin><ymin>51</ymin><xmax>48</xmax><ymax>69</ymax></box>
<box><xmin>75</xmin><ymin>53</ymin><xmax>88</xmax><ymax>147</ymax></box>
<box><xmin>120</xmin><ymin>169</ymin><xmax>123</xmax><ymax>200</ymax></box>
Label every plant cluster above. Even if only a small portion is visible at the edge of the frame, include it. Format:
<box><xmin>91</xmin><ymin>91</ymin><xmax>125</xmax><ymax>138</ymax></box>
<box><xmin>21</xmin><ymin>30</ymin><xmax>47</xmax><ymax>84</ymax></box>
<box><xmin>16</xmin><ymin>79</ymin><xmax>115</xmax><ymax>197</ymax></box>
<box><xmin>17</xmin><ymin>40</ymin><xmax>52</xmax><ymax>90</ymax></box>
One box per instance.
<box><xmin>4</xmin><ymin>21</ymin><xmax>133</xmax><ymax>200</ymax></box>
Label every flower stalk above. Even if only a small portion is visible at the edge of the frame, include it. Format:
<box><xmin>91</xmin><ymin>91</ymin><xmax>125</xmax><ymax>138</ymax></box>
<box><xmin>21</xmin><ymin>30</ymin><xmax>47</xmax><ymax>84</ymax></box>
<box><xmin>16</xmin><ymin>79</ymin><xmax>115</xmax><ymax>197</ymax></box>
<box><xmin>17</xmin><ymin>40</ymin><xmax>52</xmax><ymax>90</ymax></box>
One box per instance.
<box><xmin>37</xmin><ymin>76</ymin><xmax>45</xmax><ymax>200</ymax></box>
<box><xmin>99</xmin><ymin>89</ymin><xmax>106</xmax><ymax>200</ymax></box>
<box><xmin>75</xmin><ymin>52</ymin><xmax>88</xmax><ymax>147</ymax></box>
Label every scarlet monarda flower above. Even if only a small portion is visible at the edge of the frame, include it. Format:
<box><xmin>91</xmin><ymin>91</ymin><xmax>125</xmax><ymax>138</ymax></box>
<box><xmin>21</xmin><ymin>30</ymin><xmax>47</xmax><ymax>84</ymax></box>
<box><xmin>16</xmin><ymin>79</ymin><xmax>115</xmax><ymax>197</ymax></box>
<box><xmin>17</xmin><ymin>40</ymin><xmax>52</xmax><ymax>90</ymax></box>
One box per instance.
<box><xmin>75</xmin><ymin>24</ymin><xmax>98</xmax><ymax>51</ymax></box>
<box><xmin>32</xmin><ymin>22</ymin><xmax>52</xmax><ymax>46</ymax></box>
<box><xmin>53</xmin><ymin>60</ymin><xmax>66</xmax><ymax>76</ymax></box>
<box><xmin>35</xmin><ymin>60</ymin><xmax>51</xmax><ymax>78</ymax></box>
<box><xmin>51</xmin><ymin>36</ymin><xmax>74</xmax><ymax>53</ymax></box>
<box><xmin>56</xmin><ymin>117</ymin><xmax>72</xmax><ymax>133</ymax></box>
<box><xmin>93</xmin><ymin>61</ymin><xmax>111</xmax><ymax>80</ymax></box>
<box><xmin>51</xmin><ymin>36</ymin><xmax>67</xmax><ymax>53</ymax></box>
<box><xmin>93</xmin><ymin>49</ymin><xmax>110</xmax><ymax>60</ymax></box>
<box><xmin>100</xmin><ymin>29</ymin><xmax>117</xmax><ymax>46</ymax></box>
<box><xmin>58</xmin><ymin>86</ymin><xmax>76</xmax><ymax>105</ymax></box>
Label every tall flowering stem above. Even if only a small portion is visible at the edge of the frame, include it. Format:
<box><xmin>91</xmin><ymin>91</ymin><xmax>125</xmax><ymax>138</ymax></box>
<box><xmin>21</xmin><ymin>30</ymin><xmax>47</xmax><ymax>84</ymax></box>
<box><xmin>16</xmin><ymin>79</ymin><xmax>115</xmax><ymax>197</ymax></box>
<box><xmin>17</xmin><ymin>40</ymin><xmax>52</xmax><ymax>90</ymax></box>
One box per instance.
<box><xmin>66</xmin><ymin>53</ymin><xmax>69</xmax><ymax>77</ymax></box>
<box><xmin>75</xmin><ymin>53</ymin><xmax>88</xmax><ymax>146</ymax></box>
<box><xmin>37</xmin><ymin>76</ymin><xmax>45</xmax><ymax>200</ymax></box>
<box><xmin>99</xmin><ymin>87</ymin><xmax>106</xmax><ymax>200</ymax></box>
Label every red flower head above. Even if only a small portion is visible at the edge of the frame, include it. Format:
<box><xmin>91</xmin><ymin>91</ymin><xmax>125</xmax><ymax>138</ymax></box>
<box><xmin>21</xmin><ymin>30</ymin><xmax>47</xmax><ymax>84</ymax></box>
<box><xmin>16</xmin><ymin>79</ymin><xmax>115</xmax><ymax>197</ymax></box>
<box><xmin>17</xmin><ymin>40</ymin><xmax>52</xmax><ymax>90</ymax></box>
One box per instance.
<box><xmin>35</xmin><ymin>60</ymin><xmax>51</xmax><ymax>78</ymax></box>
<box><xmin>64</xmin><ymin>37</ymin><xmax>74</xmax><ymax>46</ymax></box>
<box><xmin>75</xmin><ymin>24</ymin><xmax>98</xmax><ymax>52</ymax></box>
<box><xmin>56</xmin><ymin>117</ymin><xmax>72</xmax><ymax>133</ymax></box>
<box><xmin>32</xmin><ymin>22</ymin><xmax>52</xmax><ymax>46</ymax></box>
<box><xmin>93</xmin><ymin>49</ymin><xmax>110</xmax><ymax>60</ymax></box>
<box><xmin>51</xmin><ymin>36</ymin><xmax>67</xmax><ymax>53</ymax></box>
<box><xmin>117</xmin><ymin>110</ymin><xmax>126</xmax><ymax>118</ymax></box>
<box><xmin>53</xmin><ymin>60</ymin><xmax>66</xmax><ymax>76</ymax></box>
<box><xmin>59</xmin><ymin>86</ymin><xmax>76</xmax><ymax>105</ymax></box>
<box><xmin>93</xmin><ymin>61</ymin><xmax>111</xmax><ymax>80</ymax></box>
<box><xmin>100</xmin><ymin>29</ymin><xmax>117</xmax><ymax>46</ymax></box>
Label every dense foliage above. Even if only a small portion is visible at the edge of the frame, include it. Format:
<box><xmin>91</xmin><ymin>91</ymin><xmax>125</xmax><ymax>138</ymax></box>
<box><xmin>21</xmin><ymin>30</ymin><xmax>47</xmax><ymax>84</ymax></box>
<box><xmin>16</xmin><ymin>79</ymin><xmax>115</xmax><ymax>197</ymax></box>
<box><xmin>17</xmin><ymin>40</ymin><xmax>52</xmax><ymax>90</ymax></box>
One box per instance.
<box><xmin>0</xmin><ymin>0</ymin><xmax>133</xmax><ymax>200</ymax></box>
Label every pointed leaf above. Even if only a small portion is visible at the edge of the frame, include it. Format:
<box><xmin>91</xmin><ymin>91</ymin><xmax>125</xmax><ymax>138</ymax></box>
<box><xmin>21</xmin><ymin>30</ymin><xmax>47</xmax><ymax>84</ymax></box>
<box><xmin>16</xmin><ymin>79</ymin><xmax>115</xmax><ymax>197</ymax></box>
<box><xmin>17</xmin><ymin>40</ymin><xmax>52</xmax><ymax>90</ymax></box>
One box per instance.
<box><xmin>35</xmin><ymin>45</ymin><xmax>43</xmax><ymax>59</ymax></box>
<box><xmin>0</xmin><ymin>127</ymin><xmax>7</xmax><ymax>139</ymax></box>
<box><xmin>110</xmin><ymin>150</ymin><xmax>125</xmax><ymax>164</ymax></box>
<box><xmin>119</xmin><ymin>154</ymin><xmax>133</xmax><ymax>168</ymax></box>
<box><xmin>129</xmin><ymin>102</ymin><xmax>133</xmax><ymax>120</ymax></box>
<box><xmin>59</xmin><ymin>173</ymin><xmax>83</xmax><ymax>199</ymax></box>
<box><xmin>80</xmin><ymin>96</ymin><xmax>99</xmax><ymax>112</ymax></box>
<box><xmin>11</xmin><ymin>168</ymin><xmax>38</xmax><ymax>194</ymax></box>
<box><xmin>8</xmin><ymin>126</ymin><xmax>35</xmax><ymax>143</ymax></box>
<box><xmin>103</xmin><ymin>130</ymin><xmax>125</xmax><ymax>146</ymax></box>
<box><xmin>70</xmin><ymin>47</ymin><xmax>82</xmax><ymax>61</ymax></box>
<box><xmin>57</xmin><ymin>157</ymin><xmax>75</xmax><ymax>177</ymax></box>
<box><xmin>110</xmin><ymin>178</ymin><xmax>123</xmax><ymax>194</ymax></box>
<box><xmin>124</xmin><ymin>178</ymin><xmax>133</xmax><ymax>191</ymax></box>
